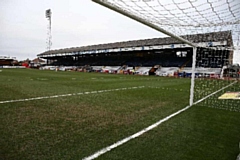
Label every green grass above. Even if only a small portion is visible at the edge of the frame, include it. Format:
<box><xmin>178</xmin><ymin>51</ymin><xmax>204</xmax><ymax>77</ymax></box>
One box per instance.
<box><xmin>0</xmin><ymin>69</ymin><xmax>239</xmax><ymax>160</ymax></box>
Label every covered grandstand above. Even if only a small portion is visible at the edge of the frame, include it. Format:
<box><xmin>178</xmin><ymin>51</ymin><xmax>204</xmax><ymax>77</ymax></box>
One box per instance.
<box><xmin>37</xmin><ymin>31</ymin><xmax>234</xmax><ymax>76</ymax></box>
<box><xmin>0</xmin><ymin>56</ymin><xmax>16</xmax><ymax>66</ymax></box>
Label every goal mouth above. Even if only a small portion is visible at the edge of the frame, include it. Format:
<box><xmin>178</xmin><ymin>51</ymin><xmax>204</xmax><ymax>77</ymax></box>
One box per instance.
<box><xmin>92</xmin><ymin>0</ymin><xmax>240</xmax><ymax>109</ymax></box>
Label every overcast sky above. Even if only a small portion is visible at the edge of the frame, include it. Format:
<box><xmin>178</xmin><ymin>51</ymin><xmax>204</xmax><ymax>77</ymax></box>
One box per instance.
<box><xmin>0</xmin><ymin>0</ymin><xmax>239</xmax><ymax>64</ymax></box>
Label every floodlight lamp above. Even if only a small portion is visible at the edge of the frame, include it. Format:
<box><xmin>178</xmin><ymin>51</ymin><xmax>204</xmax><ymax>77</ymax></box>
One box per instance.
<box><xmin>45</xmin><ymin>9</ymin><xmax>51</xmax><ymax>19</ymax></box>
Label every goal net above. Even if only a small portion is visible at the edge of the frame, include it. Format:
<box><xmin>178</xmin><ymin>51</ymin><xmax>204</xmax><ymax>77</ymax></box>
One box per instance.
<box><xmin>92</xmin><ymin>0</ymin><xmax>240</xmax><ymax>112</ymax></box>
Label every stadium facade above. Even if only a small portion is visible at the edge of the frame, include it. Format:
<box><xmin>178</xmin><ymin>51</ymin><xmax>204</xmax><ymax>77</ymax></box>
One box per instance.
<box><xmin>37</xmin><ymin>31</ymin><xmax>233</xmax><ymax>68</ymax></box>
<box><xmin>0</xmin><ymin>56</ymin><xmax>16</xmax><ymax>66</ymax></box>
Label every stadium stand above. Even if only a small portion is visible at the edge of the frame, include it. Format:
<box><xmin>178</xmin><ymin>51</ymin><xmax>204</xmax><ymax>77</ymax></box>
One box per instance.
<box><xmin>0</xmin><ymin>56</ymin><xmax>15</xmax><ymax>66</ymax></box>
<box><xmin>37</xmin><ymin>31</ymin><xmax>234</xmax><ymax>77</ymax></box>
<box><xmin>38</xmin><ymin>31</ymin><xmax>231</xmax><ymax>57</ymax></box>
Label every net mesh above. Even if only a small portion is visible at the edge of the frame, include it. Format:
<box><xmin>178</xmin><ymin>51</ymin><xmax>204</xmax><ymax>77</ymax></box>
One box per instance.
<box><xmin>93</xmin><ymin>0</ymin><xmax>240</xmax><ymax>112</ymax></box>
<box><xmin>194</xmin><ymin>47</ymin><xmax>240</xmax><ymax>112</ymax></box>
<box><xmin>94</xmin><ymin>0</ymin><xmax>240</xmax><ymax>49</ymax></box>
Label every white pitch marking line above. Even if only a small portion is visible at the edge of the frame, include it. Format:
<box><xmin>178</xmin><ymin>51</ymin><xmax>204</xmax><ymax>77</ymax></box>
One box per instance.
<box><xmin>82</xmin><ymin>81</ymin><xmax>237</xmax><ymax>160</ymax></box>
<box><xmin>0</xmin><ymin>86</ymin><xmax>145</xmax><ymax>104</ymax></box>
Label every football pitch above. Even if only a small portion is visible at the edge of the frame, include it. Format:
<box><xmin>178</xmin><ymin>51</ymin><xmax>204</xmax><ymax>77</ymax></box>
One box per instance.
<box><xmin>0</xmin><ymin>69</ymin><xmax>239</xmax><ymax>160</ymax></box>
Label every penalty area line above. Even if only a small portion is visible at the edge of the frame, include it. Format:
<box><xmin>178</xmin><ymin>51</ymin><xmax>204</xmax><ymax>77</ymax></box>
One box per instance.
<box><xmin>0</xmin><ymin>86</ymin><xmax>145</xmax><ymax>104</ymax></box>
<box><xmin>82</xmin><ymin>81</ymin><xmax>237</xmax><ymax>160</ymax></box>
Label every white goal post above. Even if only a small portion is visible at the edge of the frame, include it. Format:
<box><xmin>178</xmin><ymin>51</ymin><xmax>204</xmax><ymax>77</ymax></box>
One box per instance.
<box><xmin>92</xmin><ymin>0</ymin><xmax>240</xmax><ymax>108</ymax></box>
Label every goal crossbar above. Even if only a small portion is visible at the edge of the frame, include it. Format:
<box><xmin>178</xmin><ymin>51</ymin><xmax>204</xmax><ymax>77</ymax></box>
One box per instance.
<box><xmin>92</xmin><ymin>0</ymin><xmax>197</xmax><ymax>48</ymax></box>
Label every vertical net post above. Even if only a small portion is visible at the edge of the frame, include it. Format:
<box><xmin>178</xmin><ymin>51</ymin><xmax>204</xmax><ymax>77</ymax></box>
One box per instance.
<box><xmin>190</xmin><ymin>47</ymin><xmax>197</xmax><ymax>106</ymax></box>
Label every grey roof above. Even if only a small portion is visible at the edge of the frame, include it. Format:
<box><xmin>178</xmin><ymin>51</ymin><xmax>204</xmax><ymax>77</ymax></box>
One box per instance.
<box><xmin>38</xmin><ymin>31</ymin><xmax>232</xmax><ymax>56</ymax></box>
